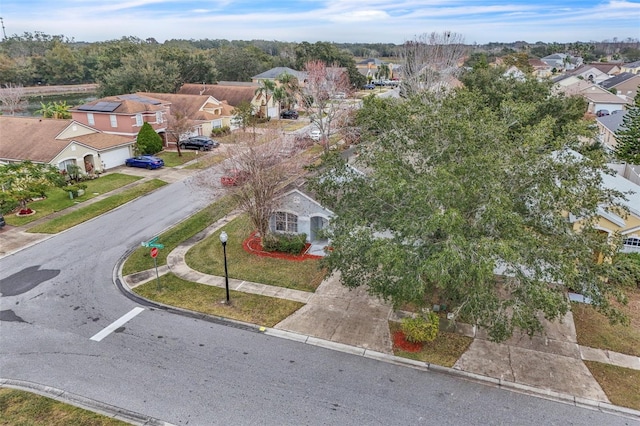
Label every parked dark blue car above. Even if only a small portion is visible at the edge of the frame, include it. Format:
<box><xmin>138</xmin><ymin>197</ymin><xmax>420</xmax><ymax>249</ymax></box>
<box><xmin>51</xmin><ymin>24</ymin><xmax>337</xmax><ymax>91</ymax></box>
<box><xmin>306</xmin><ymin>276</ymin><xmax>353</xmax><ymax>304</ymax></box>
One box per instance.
<box><xmin>125</xmin><ymin>155</ymin><xmax>164</xmax><ymax>169</ymax></box>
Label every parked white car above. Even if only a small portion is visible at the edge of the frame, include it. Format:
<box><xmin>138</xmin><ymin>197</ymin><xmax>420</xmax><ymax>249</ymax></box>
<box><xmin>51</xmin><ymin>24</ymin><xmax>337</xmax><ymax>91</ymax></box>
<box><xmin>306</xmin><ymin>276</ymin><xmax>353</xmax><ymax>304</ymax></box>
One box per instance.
<box><xmin>310</xmin><ymin>129</ymin><xmax>321</xmax><ymax>141</ymax></box>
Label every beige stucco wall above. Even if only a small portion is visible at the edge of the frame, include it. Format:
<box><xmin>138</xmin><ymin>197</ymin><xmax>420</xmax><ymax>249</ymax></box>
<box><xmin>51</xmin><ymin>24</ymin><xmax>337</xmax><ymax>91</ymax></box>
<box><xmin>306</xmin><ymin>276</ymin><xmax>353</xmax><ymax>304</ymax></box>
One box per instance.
<box><xmin>51</xmin><ymin>142</ymin><xmax>98</xmax><ymax>173</ymax></box>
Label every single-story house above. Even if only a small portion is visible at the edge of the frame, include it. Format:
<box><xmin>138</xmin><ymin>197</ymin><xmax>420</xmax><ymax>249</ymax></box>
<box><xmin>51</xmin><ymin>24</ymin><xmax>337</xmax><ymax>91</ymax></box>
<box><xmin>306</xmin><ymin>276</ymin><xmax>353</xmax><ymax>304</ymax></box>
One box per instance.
<box><xmin>600</xmin><ymin>73</ymin><xmax>640</xmax><ymax>101</ymax></box>
<box><xmin>555</xmin><ymin>80</ymin><xmax>629</xmax><ymax>114</ymax></box>
<box><xmin>138</xmin><ymin>92</ymin><xmax>235</xmax><ymax>136</ymax></box>
<box><xmin>621</xmin><ymin>60</ymin><xmax>640</xmax><ymax>75</ymax></box>
<box><xmin>596</xmin><ymin>110</ymin><xmax>628</xmax><ymax>151</ymax></box>
<box><xmin>0</xmin><ymin>116</ymin><xmax>135</xmax><ymax>173</ymax></box>
<box><xmin>269</xmin><ymin>188</ymin><xmax>333</xmax><ymax>244</ymax></box>
<box><xmin>178</xmin><ymin>82</ymin><xmax>275</xmax><ymax>121</ymax></box>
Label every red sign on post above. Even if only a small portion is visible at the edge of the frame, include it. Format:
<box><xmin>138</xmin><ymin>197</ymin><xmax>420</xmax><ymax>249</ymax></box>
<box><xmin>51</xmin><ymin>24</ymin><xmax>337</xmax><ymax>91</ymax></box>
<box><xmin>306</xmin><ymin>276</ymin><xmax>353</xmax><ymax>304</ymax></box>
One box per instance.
<box><xmin>150</xmin><ymin>247</ymin><xmax>159</xmax><ymax>258</ymax></box>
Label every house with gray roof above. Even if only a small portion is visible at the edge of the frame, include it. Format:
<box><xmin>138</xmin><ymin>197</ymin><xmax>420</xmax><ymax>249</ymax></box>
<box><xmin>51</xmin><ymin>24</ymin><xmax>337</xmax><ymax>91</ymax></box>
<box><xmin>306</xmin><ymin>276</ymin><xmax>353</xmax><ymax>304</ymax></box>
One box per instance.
<box><xmin>600</xmin><ymin>72</ymin><xmax>640</xmax><ymax>100</ymax></box>
<box><xmin>251</xmin><ymin>67</ymin><xmax>307</xmax><ymax>83</ymax></box>
<box><xmin>621</xmin><ymin>60</ymin><xmax>640</xmax><ymax>74</ymax></box>
<box><xmin>596</xmin><ymin>110</ymin><xmax>627</xmax><ymax>151</ymax></box>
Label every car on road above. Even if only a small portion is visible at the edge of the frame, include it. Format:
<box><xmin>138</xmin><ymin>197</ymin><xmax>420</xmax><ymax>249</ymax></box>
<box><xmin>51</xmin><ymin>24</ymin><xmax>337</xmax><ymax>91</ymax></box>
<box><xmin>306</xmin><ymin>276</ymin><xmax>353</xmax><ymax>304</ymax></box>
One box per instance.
<box><xmin>0</xmin><ymin>214</ymin><xmax>5</xmax><ymax>228</ymax></box>
<box><xmin>309</xmin><ymin>129</ymin><xmax>322</xmax><ymax>141</ymax></box>
<box><xmin>363</xmin><ymin>83</ymin><xmax>375</xmax><ymax>90</ymax></box>
<box><xmin>280</xmin><ymin>110</ymin><xmax>299</xmax><ymax>119</ymax></box>
<box><xmin>221</xmin><ymin>169</ymin><xmax>249</xmax><ymax>186</ymax></box>
<box><xmin>125</xmin><ymin>155</ymin><xmax>165</xmax><ymax>170</ymax></box>
<box><xmin>179</xmin><ymin>136</ymin><xmax>219</xmax><ymax>151</ymax></box>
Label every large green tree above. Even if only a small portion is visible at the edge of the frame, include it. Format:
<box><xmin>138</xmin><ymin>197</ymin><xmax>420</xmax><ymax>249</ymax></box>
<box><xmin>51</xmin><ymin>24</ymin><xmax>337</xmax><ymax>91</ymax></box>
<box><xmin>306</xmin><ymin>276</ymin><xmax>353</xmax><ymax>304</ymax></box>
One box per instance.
<box><xmin>312</xmin><ymin>75</ymin><xmax>629</xmax><ymax>342</ymax></box>
<box><xmin>97</xmin><ymin>50</ymin><xmax>180</xmax><ymax>96</ymax></box>
<box><xmin>614</xmin><ymin>93</ymin><xmax>640</xmax><ymax>164</ymax></box>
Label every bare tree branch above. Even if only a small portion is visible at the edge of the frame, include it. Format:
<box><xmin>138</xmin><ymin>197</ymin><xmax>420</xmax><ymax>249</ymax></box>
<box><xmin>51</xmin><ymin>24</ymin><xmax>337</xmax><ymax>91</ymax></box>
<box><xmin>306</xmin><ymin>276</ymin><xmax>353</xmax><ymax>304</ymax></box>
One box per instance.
<box><xmin>0</xmin><ymin>83</ymin><xmax>27</xmax><ymax>115</ymax></box>
<box><xmin>399</xmin><ymin>32</ymin><xmax>467</xmax><ymax>97</ymax></box>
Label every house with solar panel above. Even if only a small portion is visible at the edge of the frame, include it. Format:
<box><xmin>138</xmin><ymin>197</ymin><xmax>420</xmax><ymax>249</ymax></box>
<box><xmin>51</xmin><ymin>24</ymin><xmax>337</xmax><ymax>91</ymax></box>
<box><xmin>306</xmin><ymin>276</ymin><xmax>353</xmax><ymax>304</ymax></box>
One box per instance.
<box><xmin>71</xmin><ymin>94</ymin><xmax>169</xmax><ymax>139</ymax></box>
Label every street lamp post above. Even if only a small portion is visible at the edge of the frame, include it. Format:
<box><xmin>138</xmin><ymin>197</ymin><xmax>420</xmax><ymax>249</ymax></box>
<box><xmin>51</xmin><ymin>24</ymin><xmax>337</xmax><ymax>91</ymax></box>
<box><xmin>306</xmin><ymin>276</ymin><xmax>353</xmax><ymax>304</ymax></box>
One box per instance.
<box><xmin>219</xmin><ymin>231</ymin><xmax>230</xmax><ymax>304</ymax></box>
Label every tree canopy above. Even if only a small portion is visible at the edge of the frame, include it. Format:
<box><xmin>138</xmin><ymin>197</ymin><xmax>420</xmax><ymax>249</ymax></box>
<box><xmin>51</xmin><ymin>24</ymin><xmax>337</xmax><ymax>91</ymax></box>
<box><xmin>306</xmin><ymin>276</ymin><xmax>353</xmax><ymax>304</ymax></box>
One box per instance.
<box><xmin>312</xmin><ymin>73</ymin><xmax>628</xmax><ymax>342</ymax></box>
<box><xmin>614</xmin><ymin>92</ymin><xmax>640</xmax><ymax>164</ymax></box>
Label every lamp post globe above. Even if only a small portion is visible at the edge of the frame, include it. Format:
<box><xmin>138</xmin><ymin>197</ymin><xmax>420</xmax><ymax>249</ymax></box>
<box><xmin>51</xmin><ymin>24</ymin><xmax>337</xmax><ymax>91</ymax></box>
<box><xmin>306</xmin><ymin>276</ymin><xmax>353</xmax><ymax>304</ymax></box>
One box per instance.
<box><xmin>219</xmin><ymin>231</ymin><xmax>230</xmax><ymax>304</ymax></box>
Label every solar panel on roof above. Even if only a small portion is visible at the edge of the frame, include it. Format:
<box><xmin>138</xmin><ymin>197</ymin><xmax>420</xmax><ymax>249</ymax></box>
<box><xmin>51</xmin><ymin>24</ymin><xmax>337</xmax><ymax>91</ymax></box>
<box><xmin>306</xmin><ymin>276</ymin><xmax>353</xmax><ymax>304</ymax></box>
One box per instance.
<box><xmin>120</xmin><ymin>94</ymin><xmax>161</xmax><ymax>105</ymax></box>
<box><xmin>77</xmin><ymin>101</ymin><xmax>120</xmax><ymax>112</ymax></box>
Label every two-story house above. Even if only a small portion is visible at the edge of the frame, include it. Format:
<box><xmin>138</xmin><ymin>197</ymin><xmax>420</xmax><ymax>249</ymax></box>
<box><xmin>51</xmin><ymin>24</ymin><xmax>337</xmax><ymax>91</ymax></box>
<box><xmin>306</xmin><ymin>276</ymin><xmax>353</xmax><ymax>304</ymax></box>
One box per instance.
<box><xmin>71</xmin><ymin>94</ymin><xmax>169</xmax><ymax>139</ymax></box>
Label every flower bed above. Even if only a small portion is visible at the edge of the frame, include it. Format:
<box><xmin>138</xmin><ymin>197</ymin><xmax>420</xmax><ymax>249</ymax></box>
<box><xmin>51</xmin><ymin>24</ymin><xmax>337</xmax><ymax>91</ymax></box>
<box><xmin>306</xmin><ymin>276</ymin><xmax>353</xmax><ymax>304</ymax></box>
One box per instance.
<box><xmin>16</xmin><ymin>208</ymin><xmax>36</xmax><ymax>217</ymax></box>
<box><xmin>242</xmin><ymin>232</ymin><xmax>322</xmax><ymax>261</ymax></box>
<box><xmin>392</xmin><ymin>330</ymin><xmax>423</xmax><ymax>352</ymax></box>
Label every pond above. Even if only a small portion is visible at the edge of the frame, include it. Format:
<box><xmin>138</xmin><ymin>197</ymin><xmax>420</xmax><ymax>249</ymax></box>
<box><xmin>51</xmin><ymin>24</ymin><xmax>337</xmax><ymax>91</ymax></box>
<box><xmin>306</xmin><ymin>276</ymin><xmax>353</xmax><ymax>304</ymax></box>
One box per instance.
<box><xmin>12</xmin><ymin>92</ymin><xmax>97</xmax><ymax>117</ymax></box>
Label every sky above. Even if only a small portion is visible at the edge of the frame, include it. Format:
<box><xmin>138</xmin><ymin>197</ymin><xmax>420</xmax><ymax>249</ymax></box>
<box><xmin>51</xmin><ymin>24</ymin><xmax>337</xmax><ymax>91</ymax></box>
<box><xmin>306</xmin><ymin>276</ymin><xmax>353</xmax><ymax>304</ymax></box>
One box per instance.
<box><xmin>1</xmin><ymin>0</ymin><xmax>639</xmax><ymax>45</ymax></box>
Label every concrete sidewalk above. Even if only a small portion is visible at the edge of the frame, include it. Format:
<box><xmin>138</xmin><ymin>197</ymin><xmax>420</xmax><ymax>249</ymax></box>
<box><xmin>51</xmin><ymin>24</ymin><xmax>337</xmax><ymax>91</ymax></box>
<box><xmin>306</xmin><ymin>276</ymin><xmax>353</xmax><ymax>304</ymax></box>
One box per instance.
<box><xmin>121</xmin><ymin>213</ymin><xmax>640</xmax><ymax>414</ymax></box>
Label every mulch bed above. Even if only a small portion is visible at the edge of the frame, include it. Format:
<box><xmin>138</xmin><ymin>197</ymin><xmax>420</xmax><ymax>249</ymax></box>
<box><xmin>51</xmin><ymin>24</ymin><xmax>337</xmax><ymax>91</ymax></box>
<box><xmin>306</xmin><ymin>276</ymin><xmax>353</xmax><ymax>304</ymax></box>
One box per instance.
<box><xmin>392</xmin><ymin>330</ymin><xmax>424</xmax><ymax>352</ymax></box>
<box><xmin>242</xmin><ymin>232</ymin><xmax>323</xmax><ymax>261</ymax></box>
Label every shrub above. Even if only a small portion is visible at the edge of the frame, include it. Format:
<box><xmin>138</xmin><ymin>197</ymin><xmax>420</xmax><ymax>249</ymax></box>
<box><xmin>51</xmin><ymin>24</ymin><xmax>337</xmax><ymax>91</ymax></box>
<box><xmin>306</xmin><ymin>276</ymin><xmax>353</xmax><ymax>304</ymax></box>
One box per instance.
<box><xmin>610</xmin><ymin>252</ymin><xmax>640</xmax><ymax>289</ymax></box>
<box><xmin>211</xmin><ymin>126</ymin><xmax>231</xmax><ymax>137</ymax></box>
<box><xmin>262</xmin><ymin>233</ymin><xmax>307</xmax><ymax>254</ymax></box>
<box><xmin>401</xmin><ymin>311</ymin><xmax>439</xmax><ymax>343</ymax></box>
<box><xmin>136</xmin><ymin>122</ymin><xmax>163</xmax><ymax>155</ymax></box>
<box><xmin>66</xmin><ymin>183</ymin><xmax>88</xmax><ymax>198</ymax></box>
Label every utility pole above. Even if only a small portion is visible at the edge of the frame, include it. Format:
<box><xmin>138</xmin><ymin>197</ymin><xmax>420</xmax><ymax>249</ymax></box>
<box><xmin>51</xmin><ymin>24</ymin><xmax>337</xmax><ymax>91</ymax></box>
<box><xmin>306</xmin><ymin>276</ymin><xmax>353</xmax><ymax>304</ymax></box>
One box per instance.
<box><xmin>0</xmin><ymin>17</ymin><xmax>6</xmax><ymax>40</ymax></box>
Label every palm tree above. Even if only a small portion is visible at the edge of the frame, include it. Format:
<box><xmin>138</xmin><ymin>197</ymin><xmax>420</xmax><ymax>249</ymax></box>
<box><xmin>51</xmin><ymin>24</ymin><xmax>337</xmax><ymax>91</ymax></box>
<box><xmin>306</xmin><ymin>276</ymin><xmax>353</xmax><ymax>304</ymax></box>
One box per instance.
<box><xmin>254</xmin><ymin>79</ymin><xmax>276</xmax><ymax>119</ymax></box>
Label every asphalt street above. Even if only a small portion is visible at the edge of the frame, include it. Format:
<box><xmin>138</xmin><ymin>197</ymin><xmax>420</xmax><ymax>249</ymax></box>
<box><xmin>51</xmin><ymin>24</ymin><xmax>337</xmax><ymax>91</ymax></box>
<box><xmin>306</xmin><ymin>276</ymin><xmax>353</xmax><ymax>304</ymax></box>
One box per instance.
<box><xmin>1</xmin><ymin>169</ymin><xmax>637</xmax><ymax>425</ymax></box>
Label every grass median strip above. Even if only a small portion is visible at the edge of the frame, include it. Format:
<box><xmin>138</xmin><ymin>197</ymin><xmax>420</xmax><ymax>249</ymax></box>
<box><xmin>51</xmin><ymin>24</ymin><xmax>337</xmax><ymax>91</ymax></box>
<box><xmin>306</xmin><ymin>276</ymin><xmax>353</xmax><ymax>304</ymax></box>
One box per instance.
<box><xmin>584</xmin><ymin>361</ymin><xmax>640</xmax><ymax>410</ymax></box>
<box><xmin>27</xmin><ymin>179</ymin><xmax>167</xmax><ymax>234</ymax></box>
<box><xmin>186</xmin><ymin>214</ymin><xmax>326</xmax><ymax>292</ymax></box>
<box><xmin>0</xmin><ymin>388</ymin><xmax>128</xmax><ymax>425</ymax></box>
<box><xmin>122</xmin><ymin>196</ymin><xmax>237</xmax><ymax>275</ymax></box>
<box><xmin>133</xmin><ymin>273</ymin><xmax>304</xmax><ymax>327</ymax></box>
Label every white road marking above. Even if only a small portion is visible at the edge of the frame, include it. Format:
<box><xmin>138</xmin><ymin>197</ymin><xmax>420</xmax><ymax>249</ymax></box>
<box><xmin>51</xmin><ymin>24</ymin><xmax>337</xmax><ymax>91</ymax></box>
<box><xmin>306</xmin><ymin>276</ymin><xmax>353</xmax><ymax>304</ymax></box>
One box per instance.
<box><xmin>90</xmin><ymin>307</ymin><xmax>145</xmax><ymax>342</ymax></box>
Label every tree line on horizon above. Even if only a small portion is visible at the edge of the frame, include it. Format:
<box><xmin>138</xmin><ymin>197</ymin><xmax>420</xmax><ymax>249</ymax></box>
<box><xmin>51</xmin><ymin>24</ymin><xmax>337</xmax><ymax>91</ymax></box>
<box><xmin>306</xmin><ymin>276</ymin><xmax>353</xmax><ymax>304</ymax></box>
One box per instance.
<box><xmin>1</xmin><ymin>31</ymin><xmax>639</xmax><ymax>93</ymax></box>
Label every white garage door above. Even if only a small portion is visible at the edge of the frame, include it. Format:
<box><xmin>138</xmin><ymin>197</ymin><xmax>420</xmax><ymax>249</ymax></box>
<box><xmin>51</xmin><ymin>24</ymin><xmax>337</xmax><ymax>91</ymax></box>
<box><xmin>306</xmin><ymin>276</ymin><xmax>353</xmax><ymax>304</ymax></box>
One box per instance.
<box><xmin>100</xmin><ymin>147</ymin><xmax>132</xmax><ymax>170</ymax></box>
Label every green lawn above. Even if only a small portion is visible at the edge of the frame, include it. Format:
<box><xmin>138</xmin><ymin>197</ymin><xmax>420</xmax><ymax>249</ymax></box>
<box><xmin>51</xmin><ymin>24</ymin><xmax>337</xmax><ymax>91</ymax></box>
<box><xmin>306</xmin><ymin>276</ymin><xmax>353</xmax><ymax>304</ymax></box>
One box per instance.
<box><xmin>184</xmin><ymin>153</ymin><xmax>226</xmax><ymax>170</ymax></box>
<box><xmin>133</xmin><ymin>273</ymin><xmax>304</xmax><ymax>327</ymax></box>
<box><xmin>186</xmin><ymin>214</ymin><xmax>326</xmax><ymax>292</ymax></box>
<box><xmin>28</xmin><ymin>179</ymin><xmax>167</xmax><ymax>234</ymax></box>
<box><xmin>4</xmin><ymin>173</ymin><xmax>141</xmax><ymax>226</ymax></box>
<box><xmin>572</xmin><ymin>287</ymin><xmax>640</xmax><ymax>357</ymax></box>
<box><xmin>122</xmin><ymin>196</ymin><xmax>237</xmax><ymax>275</ymax></box>
<box><xmin>584</xmin><ymin>361</ymin><xmax>640</xmax><ymax>410</ymax></box>
<box><xmin>0</xmin><ymin>388</ymin><xmax>127</xmax><ymax>426</ymax></box>
<box><xmin>156</xmin><ymin>151</ymin><xmax>199</xmax><ymax>167</ymax></box>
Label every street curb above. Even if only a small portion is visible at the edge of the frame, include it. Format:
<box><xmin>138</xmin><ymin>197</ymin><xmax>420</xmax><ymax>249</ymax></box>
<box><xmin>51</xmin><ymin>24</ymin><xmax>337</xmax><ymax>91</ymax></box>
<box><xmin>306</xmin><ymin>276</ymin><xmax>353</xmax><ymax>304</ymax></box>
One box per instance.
<box><xmin>114</xmin><ymin>249</ymin><xmax>640</xmax><ymax>423</ymax></box>
<box><xmin>262</xmin><ymin>327</ymin><xmax>640</xmax><ymax>421</ymax></box>
<box><xmin>0</xmin><ymin>378</ymin><xmax>174</xmax><ymax>426</ymax></box>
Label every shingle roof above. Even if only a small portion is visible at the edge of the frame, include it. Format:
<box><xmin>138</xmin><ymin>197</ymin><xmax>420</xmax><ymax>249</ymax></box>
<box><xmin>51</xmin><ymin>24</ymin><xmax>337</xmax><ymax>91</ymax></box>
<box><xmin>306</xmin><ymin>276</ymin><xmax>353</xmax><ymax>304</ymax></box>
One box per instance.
<box><xmin>624</xmin><ymin>60</ymin><xmax>640</xmax><ymax>69</ymax></box>
<box><xmin>600</xmin><ymin>72</ymin><xmax>640</xmax><ymax>89</ymax></box>
<box><xmin>0</xmin><ymin>116</ymin><xmax>133</xmax><ymax>163</ymax></box>
<box><xmin>251</xmin><ymin>67</ymin><xmax>306</xmax><ymax>80</ymax></box>
<box><xmin>597</xmin><ymin>110</ymin><xmax>628</xmax><ymax>134</ymax></box>
<box><xmin>178</xmin><ymin>83</ymin><xmax>258</xmax><ymax>107</ymax></box>
<box><xmin>73</xmin><ymin>94</ymin><xmax>166</xmax><ymax>114</ymax></box>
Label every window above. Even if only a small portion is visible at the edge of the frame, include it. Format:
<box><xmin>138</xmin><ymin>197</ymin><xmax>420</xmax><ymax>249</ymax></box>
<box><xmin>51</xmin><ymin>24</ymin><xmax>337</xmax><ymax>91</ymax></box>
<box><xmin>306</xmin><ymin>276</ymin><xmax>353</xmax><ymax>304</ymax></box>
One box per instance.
<box><xmin>211</xmin><ymin>119</ymin><xmax>222</xmax><ymax>129</ymax></box>
<box><xmin>109</xmin><ymin>114</ymin><xmax>117</xmax><ymax>128</ymax></box>
<box><xmin>135</xmin><ymin>114</ymin><xmax>143</xmax><ymax>127</ymax></box>
<box><xmin>623</xmin><ymin>237</ymin><xmax>640</xmax><ymax>247</ymax></box>
<box><xmin>275</xmin><ymin>212</ymin><xmax>298</xmax><ymax>233</ymax></box>
<box><xmin>156</xmin><ymin>111</ymin><xmax>163</xmax><ymax>123</ymax></box>
<box><xmin>87</xmin><ymin>113</ymin><xmax>95</xmax><ymax>125</ymax></box>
